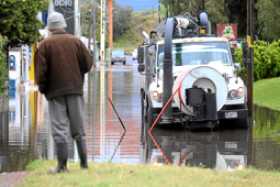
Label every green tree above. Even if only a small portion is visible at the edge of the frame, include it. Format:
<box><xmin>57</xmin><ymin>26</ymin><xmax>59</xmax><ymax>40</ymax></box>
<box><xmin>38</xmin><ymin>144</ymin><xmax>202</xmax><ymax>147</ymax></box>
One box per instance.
<box><xmin>160</xmin><ymin>0</ymin><xmax>203</xmax><ymax>16</ymax></box>
<box><xmin>224</xmin><ymin>0</ymin><xmax>247</xmax><ymax>37</ymax></box>
<box><xmin>80</xmin><ymin>0</ymin><xmax>133</xmax><ymax>42</ymax></box>
<box><xmin>160</xmin><ymin>0</ymin><xmax>250</xmax><ymax>36</ymax></box>
<box><xmin>206</xmin><ymin>0</ymin><xmax>228</xmax><ymax>24</ymax></box>
<box><xmin>80</xmin><ymin>0</ymin><xmax>101</xmax><ymax>40</ymax></box>
<box><xmin>0</xmin><ymin>35</ymin><xmax>7</xmax><ymax>95</ymax></box>
<box><xmin>160</xmin><ymin>0</ymin><xmax>228</xmax><ymax>32</ymax></box>
<box><xmin>0</xmin><ymin>0</ymin><xmax>47</xmax><ymax>95</ymax></box>
<box><xmin>113</xmin><ymin>5</ymin><xmax>133</xmax><ymax>40</ymax></box>
<box><xmin>257</xmin><ymin>0</ymin><xmax>280</xmax><ymax>41</ymax></box>
<box><xmin>0</xmin><ymin>0</ymin><xmax>48</xmax><ymax>47</ymax></box>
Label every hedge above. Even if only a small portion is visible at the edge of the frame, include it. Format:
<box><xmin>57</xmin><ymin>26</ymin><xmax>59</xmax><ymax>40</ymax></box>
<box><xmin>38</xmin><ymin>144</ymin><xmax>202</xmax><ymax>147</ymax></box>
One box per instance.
<box><xmin>235</xmin><ymin>40</ymin><xmax>280</xmax><ymax>81</ymax></box>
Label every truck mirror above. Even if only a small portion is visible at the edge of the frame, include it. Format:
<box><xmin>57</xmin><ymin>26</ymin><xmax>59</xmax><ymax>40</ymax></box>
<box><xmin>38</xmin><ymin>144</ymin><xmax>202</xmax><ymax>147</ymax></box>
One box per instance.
<box><xmin>234</xmin><ymin>63</ymin><xmax>241</xmax><ymax>70</ymax></box>
<box><xmin>148</xmin><ymin>45</ymin><xmax>156</xmax><ymax>56</ymax></box>
<box><xmin>138</xmin><ymin>64</ymin><xmax>145</xmax><ymax>73</ymax></box>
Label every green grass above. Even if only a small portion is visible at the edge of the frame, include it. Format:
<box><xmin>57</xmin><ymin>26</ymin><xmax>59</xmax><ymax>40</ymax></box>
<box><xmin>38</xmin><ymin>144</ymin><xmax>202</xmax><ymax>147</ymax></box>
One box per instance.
<box><xmin>20</xmin><ymin>160</ymin><xmax>280</xmax><ymax>187</ymax></box>
<box><xmin>254</xmin><ymin>77</ymin><xmax>280</xmax><ymax>111</ymax></box>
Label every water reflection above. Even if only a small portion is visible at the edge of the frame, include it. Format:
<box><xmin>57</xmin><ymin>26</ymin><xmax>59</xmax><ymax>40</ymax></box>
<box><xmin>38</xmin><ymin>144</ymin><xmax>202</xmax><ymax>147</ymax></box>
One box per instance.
<box><xmin>252</xmin><ymin>106</ymin><xmax>280</xmax><ymax>170</ymax></box>
<box><xmin>84</xmin><ymin>65</ymin><xmax>142</xmax><ymax>163</ymax></box>
<box><xmin>0</xmin><ymin>86</ymin><xmax>37</xmax><ymax>172</ymax></box>
<box><xmin>33</xmin><ymin>64</ymin><xmax>142</xmax><ymax>164</ymax></box>
<box><xmin>143</xmin><ymin>128</ymin><xmax>249</xmax><ymax>170</ymax></box>
<box><xmin>0</xmin><ymin>96</ymin><xmax>9</xmax><ymax>145</ymax></box>
<box><xmin>1</xmin><ymin>61</ymin><xmax>280</xmax><ymax>172</ymax></box>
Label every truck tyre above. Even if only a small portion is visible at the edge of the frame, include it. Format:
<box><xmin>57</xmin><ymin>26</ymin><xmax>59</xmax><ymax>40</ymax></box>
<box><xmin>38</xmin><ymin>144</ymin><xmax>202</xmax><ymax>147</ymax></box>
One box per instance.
<box><xmin>146</xmin><ymin>105</ymin><xmax>155</xmax><ymax>128</ymax></box>
<box><xmin>123</xmin><ymin>61</ymin><xmax>126</xmax><ymax>65</ymax></box>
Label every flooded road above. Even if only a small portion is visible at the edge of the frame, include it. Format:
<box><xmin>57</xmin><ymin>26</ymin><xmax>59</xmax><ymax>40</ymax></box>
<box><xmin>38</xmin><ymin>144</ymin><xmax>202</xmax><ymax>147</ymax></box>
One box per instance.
<box><xmin>1</xmin><ymin>57</ymin><xmax>280</xmax><ymax>172</ymax></box>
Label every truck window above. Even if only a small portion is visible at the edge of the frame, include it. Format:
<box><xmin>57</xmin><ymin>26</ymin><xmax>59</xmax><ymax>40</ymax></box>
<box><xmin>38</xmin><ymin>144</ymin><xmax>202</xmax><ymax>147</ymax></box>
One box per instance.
<box><xmin>157</xmin><ymin>42</ymin><xmax>232</xmax><ymax>67</ymax></box>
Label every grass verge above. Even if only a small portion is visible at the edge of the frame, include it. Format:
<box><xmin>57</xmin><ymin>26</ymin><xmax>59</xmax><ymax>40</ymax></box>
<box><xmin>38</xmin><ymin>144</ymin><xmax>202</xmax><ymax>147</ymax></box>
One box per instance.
<box><xmin>20</xmin><ymin>160</ymin><xmax>280</xmax><ymax>187</ymax></box>
<box><xmin>254</xmin><ymin>77</ymin><xmax>280</xmax><ymax>111</ymax></box>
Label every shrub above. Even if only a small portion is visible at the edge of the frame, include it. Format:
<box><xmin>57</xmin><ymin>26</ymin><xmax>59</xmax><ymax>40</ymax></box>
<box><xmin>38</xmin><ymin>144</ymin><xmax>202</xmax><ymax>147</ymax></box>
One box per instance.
<box><xmin>0</xmin><ymin>35</ymin><xmax>7</xmax><ymax>95</ymax></box>
<box><xmin>234</xmin><ymin>40</ymin><xmax>280</xmax><ymax>81</ymax></box>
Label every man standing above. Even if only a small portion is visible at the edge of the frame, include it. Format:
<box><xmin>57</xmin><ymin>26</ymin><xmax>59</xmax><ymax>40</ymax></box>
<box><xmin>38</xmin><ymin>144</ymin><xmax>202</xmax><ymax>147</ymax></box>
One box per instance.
<box><xmin>35</xmin><ymin>12</ymin><xmax>93</xmax><ymax>173</ymax></box>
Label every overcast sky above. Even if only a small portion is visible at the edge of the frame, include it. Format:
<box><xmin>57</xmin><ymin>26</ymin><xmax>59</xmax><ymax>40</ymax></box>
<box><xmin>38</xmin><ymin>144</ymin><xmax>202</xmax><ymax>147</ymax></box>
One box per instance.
<box><xmin>116</xmin><ymin>0</ymin><xmax>159</xmax><ymax>11</ymax></box>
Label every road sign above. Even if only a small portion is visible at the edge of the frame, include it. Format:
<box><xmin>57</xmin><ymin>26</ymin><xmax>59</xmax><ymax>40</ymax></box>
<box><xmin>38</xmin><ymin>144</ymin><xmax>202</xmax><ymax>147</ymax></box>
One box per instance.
<box><xmin>53</xmin><ymin>0</ymin><xmax>75</xmax><ymax>34</ymax></box>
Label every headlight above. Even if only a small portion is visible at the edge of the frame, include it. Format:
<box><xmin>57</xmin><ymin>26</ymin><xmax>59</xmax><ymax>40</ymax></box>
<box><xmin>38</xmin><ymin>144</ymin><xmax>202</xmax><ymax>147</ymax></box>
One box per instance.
<box><xmin>151</xmin><ymin>90</ymin><xmax>162</xmax><ymax>102</ymax></box>
<box><xmin>228</xmin><ymin>87</ymin><xmax>244</xmax><ymax>100</ymax></box>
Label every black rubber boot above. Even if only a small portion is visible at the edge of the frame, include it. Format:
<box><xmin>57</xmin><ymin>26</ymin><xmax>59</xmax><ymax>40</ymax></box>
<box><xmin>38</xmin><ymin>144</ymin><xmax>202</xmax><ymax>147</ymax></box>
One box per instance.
<box><xmin>49</xmin><ymin>143</ymin><xmax>69</xmax><ymax>174</ymax></box>
<box><xmin>76</xmin><ymin>137</ymin><xmax>88</xmax><ymax>169</ymax></box>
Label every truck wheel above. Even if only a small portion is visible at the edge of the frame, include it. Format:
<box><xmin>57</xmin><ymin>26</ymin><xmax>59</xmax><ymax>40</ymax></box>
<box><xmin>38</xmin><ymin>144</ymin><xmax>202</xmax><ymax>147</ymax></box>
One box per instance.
<box><xmin>143</xmin><ymin>133</ymin><xmax>152</xmax><ymax>163</ymax></box>
<box><xmin>140</xmin><ymin>93</ymin><xmax>152</xmax><ymax>144</ymax></box>
<box><xmin>146</xmin><ymin>105</ymin><xmax>155</xmax><ymax>128</ymax></box>
<box><xmin>123</xmin><ymin>61</ymin><xmax>126</xmax><ymax>65</ymax></box>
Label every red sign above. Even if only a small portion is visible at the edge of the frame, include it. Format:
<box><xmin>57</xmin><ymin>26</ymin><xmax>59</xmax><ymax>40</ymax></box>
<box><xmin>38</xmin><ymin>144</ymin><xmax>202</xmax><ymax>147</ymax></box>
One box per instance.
<box><xmin>217</xmin><ymin>24</ymin><xmax>238</xmax><ymax>41</ymax></box>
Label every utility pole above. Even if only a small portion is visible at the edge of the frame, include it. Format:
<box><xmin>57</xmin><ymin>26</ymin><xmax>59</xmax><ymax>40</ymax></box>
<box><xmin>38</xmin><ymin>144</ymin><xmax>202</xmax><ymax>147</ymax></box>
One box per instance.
<box><xmin>158</xmin><ymin>3</ymin><xmax>161</xmax><ymax>23</ymax></box>
<box><xmin>107</xmin><ymin>0</ymin><xmax>113</xmax><ymax>115</ymax></box>
<box><xmin>87</xmin><ymin>9</ymin><xmax>92</xmax><ymax>50</ymax></box>
<box><xmin>100</xmin><ymin>0</ymin><xmax>106</xmax><ymax>160</ymax></box>
<box><xmin>246</xmin><ymin>0</ymin><xmax>255</xmax><ymax>170</ymax></box>
<box><xmin>92</xmin><ymin>1</ymin><xmax>97</xmax><ymax>64</ymax></box>
<box><xmin>100</xmin><ymin>0</ymin><xmax>106</xmax><ymax>63</ymax></box>
<box><xmin>74</xmin><ymin>0</ymin><xmax>80</xmax><ymax>37</ymax></box>
<box><xmin>246</xmin><ymin>0</ymin><xmax>254</xmax><ymax>118</ymax></box>
<box><xmin>108</xmin><ymin>0</ymin><xmax>113</xmax><ymax>50</ymax></box>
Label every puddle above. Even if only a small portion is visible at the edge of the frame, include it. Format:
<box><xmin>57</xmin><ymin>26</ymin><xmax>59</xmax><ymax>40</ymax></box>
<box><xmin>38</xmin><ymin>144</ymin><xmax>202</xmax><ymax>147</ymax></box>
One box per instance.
<box><xmin>251</xmin><ymin>106</ymin><xmax>280</xmax><ymax>170</ymax></box>
<box><xmin>1</xmin><ymin>59</ymin><xmax>280</xmax><ymax>172</ymax></box>
<box><xmin>143</xmin><ymin>127</ymin><xmax>250</xmax><ymax>170</ymax></box>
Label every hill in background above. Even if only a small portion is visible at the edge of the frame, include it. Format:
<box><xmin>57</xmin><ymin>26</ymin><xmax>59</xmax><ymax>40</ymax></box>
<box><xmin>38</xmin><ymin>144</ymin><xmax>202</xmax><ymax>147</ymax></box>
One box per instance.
<box><xmin>114</xmin><ymin>10</ymin><xmax>158</xmax><ymax>52</ymax></box>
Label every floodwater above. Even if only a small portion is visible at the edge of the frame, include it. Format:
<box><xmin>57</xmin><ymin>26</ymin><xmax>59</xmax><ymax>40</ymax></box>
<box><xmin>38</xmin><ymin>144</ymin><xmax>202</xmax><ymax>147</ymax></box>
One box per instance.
<box><xmin>1</xmin><ymin>57</ymin><xmax>280</xmax><ymax>172</ymax></box>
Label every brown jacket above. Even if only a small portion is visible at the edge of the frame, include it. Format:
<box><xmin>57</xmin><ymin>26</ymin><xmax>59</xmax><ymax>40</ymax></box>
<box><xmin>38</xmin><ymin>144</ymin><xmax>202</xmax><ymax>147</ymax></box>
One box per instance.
<box><xmin>35</xmin><ymin>31</ymin><xmax>93</xmax><ymax>100</ymax></box>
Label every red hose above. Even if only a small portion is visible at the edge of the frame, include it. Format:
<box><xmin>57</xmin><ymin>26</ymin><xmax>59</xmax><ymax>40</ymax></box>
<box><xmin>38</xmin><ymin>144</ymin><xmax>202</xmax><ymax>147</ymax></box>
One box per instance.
<box><xmin>148</xmin><ymin>88</ymin><xmax>179</xmax><ymax>164</ymax></box>
<box><xmin>147</xmin><ymin>71</ymin><xmax>189</xmax><ymax>164</ymax></box>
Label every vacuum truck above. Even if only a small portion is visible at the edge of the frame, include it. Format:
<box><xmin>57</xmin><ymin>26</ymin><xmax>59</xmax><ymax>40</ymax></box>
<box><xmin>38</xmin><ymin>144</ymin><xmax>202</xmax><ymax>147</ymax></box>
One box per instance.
<box><xmin>138</xmin><ymin>12</ymin><xmax>248</xmax><ymax>131</ymax></box>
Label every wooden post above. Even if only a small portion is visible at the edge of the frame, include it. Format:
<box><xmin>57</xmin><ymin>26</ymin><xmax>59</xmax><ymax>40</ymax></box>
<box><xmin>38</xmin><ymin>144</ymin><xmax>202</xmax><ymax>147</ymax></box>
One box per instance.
<box><xmin>246</xmin><ymin>0</ymin><xmax>254</xmax><ymax>118</ymax></box>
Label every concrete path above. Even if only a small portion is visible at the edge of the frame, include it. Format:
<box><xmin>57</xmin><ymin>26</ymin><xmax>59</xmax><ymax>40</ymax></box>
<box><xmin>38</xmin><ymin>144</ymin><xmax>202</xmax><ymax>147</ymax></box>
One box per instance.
<box><xmin>0</xmin><ymin>172</ymin><xmax>27</xmax><ymax>187</ymax></box>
